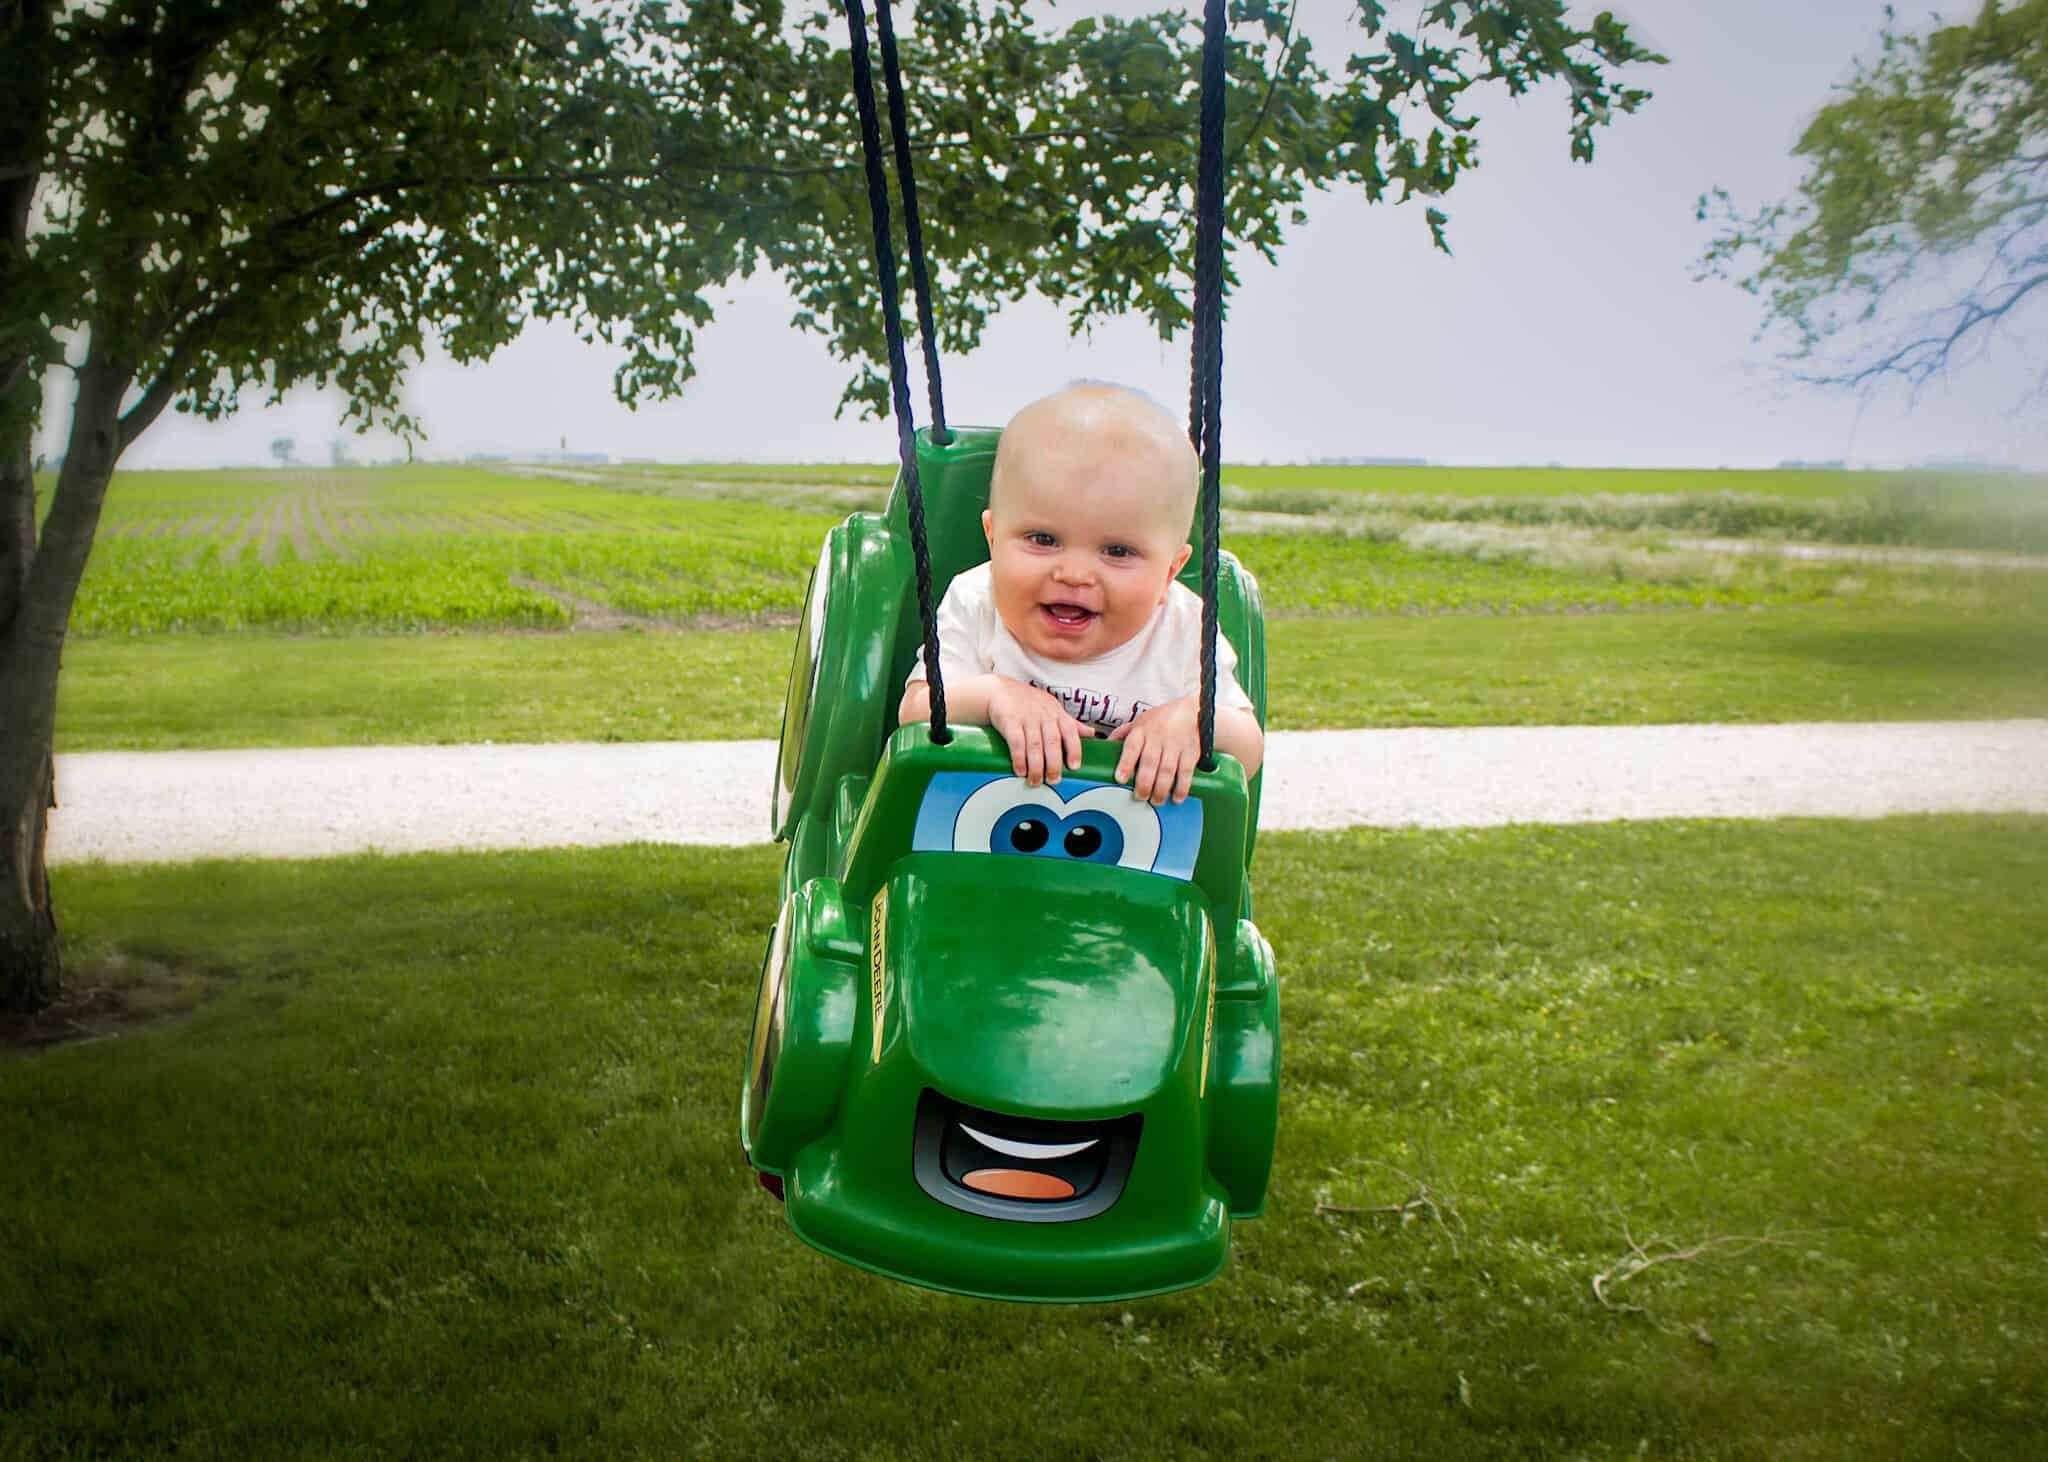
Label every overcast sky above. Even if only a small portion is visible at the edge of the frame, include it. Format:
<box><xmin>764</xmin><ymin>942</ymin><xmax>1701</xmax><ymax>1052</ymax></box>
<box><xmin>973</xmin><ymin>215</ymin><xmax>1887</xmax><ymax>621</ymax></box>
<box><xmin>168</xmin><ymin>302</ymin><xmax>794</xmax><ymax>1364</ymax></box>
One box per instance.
<box><xmin>52</xmin><ymin>0</ymin><xmax>2048</xmax><ymax>472</ymax></box>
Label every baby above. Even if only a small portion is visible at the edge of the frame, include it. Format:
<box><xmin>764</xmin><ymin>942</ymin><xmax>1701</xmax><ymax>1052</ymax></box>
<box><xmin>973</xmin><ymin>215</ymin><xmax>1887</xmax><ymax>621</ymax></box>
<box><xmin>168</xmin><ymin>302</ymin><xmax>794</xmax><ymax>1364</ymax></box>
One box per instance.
<box><xmin>898</xmin><ymin>383</ymin><xmax>1265</xmax><ymax>805</ymax></box>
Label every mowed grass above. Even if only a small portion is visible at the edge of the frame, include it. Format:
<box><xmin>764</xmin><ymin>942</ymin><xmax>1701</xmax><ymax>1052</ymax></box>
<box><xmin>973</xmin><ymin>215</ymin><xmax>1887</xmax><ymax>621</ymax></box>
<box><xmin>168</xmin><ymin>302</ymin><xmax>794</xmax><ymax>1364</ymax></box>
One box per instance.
<box><xmin>55</xmin><ymin>607</ymin><xmax>2048</xmax><ymax>750</ymax></box>
<box><xmin>4</xmin><ymin>816</ymin><xmax>2043</xmax><ymax>1457</ymax></box>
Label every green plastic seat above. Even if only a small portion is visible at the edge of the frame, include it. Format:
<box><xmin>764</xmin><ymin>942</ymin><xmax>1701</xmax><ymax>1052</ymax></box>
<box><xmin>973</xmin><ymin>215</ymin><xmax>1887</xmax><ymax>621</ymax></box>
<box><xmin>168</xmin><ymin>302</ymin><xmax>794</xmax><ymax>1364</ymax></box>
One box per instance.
<box><xmin>746</xmin><ymin>427</ymin><xmax>1280</xmax><ymax>1302</ymax></box>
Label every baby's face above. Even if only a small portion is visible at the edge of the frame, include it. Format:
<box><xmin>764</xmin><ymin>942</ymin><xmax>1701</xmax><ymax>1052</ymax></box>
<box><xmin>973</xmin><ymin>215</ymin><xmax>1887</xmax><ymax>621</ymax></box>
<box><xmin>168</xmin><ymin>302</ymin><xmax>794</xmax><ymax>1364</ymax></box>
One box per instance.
<box><xmin>981</xmin><ymin>434</ymin><xmax>1193</xmax><ymax>664</ymax></box>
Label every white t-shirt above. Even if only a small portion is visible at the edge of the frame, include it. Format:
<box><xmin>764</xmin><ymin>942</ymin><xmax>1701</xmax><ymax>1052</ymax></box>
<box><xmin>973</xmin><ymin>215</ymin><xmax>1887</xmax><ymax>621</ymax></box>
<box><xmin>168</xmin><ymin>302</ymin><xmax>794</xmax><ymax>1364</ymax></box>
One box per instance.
<box><xmin>904</xmin><ymin>561</ymin><xmax>1254</xmax><ymax>732</ymax></box>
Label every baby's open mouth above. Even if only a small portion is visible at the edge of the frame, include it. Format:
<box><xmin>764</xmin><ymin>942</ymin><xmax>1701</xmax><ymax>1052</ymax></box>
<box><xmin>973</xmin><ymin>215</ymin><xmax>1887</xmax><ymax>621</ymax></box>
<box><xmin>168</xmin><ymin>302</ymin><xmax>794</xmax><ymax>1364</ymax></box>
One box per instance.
<box><xmin>1040</xmin><ymin>602</ymin><xmax>1096</xmax><ymax>629</ymax></box>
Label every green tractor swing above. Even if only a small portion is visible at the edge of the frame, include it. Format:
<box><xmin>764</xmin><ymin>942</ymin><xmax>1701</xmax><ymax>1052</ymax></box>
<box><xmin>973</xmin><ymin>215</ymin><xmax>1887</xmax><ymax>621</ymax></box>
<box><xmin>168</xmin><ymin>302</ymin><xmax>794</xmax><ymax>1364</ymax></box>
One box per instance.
<box><xmin>741</xmin><ymin>0</ymin><xmax>1279</xmax><ymax>1303</ymax></box>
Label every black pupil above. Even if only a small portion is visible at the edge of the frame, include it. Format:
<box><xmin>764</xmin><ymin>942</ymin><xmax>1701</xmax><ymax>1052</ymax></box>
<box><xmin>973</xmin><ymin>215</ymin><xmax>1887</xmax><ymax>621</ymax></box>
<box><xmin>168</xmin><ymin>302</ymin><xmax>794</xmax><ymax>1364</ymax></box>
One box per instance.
<box><xmin>1063</xmin><ymin>825</ymin><xmax>1103</xmax><ymax>858</ymax></box>
<box><xmin>1009</xmin><ymin>819</ymin><xmax>1049</xmax><ymax>853</ymax></box>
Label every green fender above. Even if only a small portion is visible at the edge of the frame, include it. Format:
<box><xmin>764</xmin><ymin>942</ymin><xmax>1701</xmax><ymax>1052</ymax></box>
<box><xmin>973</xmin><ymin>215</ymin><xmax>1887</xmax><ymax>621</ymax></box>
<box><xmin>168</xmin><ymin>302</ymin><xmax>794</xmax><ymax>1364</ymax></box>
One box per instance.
<box><xmin>1208</xmin><ymin>918</ymin><xmax>1281</xmax><ymax>1218</ymax></box>
<box><xmin>741</xmin><ymin>879</ymin><xmax>861</xmax><ymax>1175</ymax></box>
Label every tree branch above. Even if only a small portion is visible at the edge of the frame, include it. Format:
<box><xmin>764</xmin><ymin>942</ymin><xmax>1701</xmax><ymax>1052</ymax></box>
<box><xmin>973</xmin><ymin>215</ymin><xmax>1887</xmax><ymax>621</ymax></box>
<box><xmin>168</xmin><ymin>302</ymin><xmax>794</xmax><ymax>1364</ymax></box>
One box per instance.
<box><xmin>117</xmin><ymin>316</ymin><xmax>222</xmax><ymax>453</ymax></box>
<box><xmin>1228</xmin><ymin>0</ymin><xmax>1301</xmax><ymax>172</ymax></box>
<box><xmin>117</xmin><ymin>213</ymin><xmax>394</xmax><ymax>450</ymax></box>
<box><xmin>253</xmin><ymin>158</ymin><xmax>836</xmax><ymax>244</ymax></box>
<box><xmin>1814</xmin><ymin>266</ymin><xmax>2048</xmax><ymax>391</ymax></box>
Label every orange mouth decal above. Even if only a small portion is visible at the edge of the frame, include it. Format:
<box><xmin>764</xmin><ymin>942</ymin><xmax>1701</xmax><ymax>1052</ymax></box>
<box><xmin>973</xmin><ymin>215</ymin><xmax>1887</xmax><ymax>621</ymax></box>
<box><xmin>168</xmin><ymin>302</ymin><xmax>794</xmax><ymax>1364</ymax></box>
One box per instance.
<box><xmin>962</xmin><ymin>1169</ymin><xmax>1078</xmax><ymax>1201</ymax></box>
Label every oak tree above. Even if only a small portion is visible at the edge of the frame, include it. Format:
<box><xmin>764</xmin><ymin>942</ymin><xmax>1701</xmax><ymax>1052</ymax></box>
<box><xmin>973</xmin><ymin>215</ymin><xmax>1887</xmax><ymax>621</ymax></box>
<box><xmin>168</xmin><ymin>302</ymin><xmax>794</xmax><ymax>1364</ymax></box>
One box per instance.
<box><xmin>1</xmin><ymin>0</ymin><xmax>1657</xmax><ymax>1008</ymax></box>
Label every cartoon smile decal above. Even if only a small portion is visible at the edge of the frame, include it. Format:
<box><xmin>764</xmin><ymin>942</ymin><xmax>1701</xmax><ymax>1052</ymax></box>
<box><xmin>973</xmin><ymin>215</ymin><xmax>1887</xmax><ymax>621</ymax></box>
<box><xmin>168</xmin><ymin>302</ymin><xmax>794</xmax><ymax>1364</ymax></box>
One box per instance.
<box><xmin>912</xmin><ymin>773</ymin><xmax>1203</xmax><ymax>881</ymax></box>
<box><xmin>913</xmin><ymin>1090</ymin><xmax>1142</xmax><ymax>1223</ymax></box>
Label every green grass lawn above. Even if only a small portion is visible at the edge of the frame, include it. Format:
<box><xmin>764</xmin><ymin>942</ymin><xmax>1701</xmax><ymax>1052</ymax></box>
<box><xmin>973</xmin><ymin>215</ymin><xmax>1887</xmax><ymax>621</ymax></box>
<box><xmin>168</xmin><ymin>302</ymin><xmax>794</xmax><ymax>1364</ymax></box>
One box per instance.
<box><xmin>56</xmin><ymin>607</ymin><xmax>2048</xmax><ymax>751</ymax></box>
<box><xmin>4</xmin><ymin>816</ymin><xmax>2043</xmax><ymax>1457</ymax></box>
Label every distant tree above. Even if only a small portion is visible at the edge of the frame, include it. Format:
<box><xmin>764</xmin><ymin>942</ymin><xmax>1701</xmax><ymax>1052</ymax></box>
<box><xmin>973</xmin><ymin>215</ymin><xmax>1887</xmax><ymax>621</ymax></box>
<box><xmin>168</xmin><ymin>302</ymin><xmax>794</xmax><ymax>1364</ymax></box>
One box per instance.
<box><xmin>1700</xmin><ymin>0</ymin><xmax>2048</xmax><ymax>397</ymax></box>
<box><xmin>270</xmin><ymin>436</ymin><xmax>295</xmax><ymax>467</ymax></box>
<box><xmin>1</xmin><ymin>0</ymin><xmax>1660</xmax><ymax>1009</ymax></box>
<box><xmin>330</xmin><ymin>437</ymin><xmax>352</xmax><ymax>468</ymax></box>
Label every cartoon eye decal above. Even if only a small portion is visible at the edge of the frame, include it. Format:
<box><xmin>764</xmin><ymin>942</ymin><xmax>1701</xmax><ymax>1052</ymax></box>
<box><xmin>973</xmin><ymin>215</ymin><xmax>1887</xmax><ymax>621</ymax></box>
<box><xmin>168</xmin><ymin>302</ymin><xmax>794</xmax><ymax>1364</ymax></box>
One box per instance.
<box><xmin>991</xmin><ymin>805</ymin><xmax>1124</xmax><ymax>865</ymax></box>
<box><xmin>912</xmin><ymin>774</ymin><xmax>1203</xmax><ymax>881</ymax></box>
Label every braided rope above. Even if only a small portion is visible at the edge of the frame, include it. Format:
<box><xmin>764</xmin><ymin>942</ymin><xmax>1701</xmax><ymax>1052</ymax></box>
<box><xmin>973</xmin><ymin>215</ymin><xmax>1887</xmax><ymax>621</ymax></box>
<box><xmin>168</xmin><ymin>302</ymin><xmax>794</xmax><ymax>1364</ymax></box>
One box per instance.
<box><xmin>843</xmin><ymin>0</ymin><xmax>948</xmax><ymax>740</ymax></box>
<box><xmin>873</xmin><ymin>0</ymin><xmax>950</xmax><ymax>443</ymax></box>
<box><xmin>1191</xmin><ymin>0</ymin><xmax>1228</xmax><ymax>770</ymax></box>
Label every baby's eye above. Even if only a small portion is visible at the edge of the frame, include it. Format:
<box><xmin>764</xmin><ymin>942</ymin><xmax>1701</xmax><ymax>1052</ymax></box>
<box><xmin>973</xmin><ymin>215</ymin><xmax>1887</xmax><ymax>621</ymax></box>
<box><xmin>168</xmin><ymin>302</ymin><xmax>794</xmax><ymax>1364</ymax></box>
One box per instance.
<box><xmin>1025</xmin><ymin>531</ymin><xmax>1058</xmax><ymax>549</ymax></box>
<box><xmin>1103</xmin><ymin>543</ymin><xmax>1136</xmax><ymax>560</ymax></box>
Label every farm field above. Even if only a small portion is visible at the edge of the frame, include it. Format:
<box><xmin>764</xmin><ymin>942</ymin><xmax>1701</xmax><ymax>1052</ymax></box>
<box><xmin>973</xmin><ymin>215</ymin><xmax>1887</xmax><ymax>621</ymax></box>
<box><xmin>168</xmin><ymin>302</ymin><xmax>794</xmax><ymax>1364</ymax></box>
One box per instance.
<box><xmin>5</xmin><ymin>816</ymin><xmax>2043</xmax><ymax>1456</ymax></box>
<box><xmin>56</xmin><ymin>609</ymin><xmax>2048</xmax><ymax>751</ymax></box>
<box><xmin>66</xmin><ymin>466</ymin><xmax>844</xmax><ymax>633</ymax></box>
<box><xmin>44</xmin><ymin>461</ymin><xmax>2048</xmax><ymax>749</ymax></box>
<box><xmin>620</xmin><ymin>456</ymin><xmax>2039</xmax><ymax>503</ymax></box>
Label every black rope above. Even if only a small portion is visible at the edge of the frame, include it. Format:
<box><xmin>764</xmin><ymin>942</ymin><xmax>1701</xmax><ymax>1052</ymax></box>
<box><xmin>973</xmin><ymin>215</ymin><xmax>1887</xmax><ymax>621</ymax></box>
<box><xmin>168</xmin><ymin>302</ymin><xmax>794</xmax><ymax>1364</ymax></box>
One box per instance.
<box><xmin>843</xmin><ymin>0</ymin><xmax>949</xmax><ymax>741</ymax></box>
<box><xmin>1190</xmin><ymin>0</ymin><xmax>1228</xmax><ymax>770</ymax></box>
<box><xmin>872</xmin><ymin>0</ymin><xmax>949</xmax><ymax>444</ymax></box>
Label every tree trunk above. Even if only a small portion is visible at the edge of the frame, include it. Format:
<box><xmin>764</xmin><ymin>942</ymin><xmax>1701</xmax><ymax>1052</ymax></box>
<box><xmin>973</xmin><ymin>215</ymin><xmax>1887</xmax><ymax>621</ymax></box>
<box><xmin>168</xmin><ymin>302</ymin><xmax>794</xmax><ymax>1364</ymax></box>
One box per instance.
<box><xmin>0</xmin><ymin>387</ymin><xmax>58</xmax><ymax>1009</ymax></box>
<box><xmin>0</xmin><ymin>357</ymin><xmax>129</xmax><ymax>1011</ymax></box>
<box><xmin>1</xmin><ymin>0</ymin><xmax>64</xmax><ymax>1009</ymax></box>
<box><xmin>0</xmin><ymin>719</ymin><xmax>58</xmax><ymax>1012</ymax></box>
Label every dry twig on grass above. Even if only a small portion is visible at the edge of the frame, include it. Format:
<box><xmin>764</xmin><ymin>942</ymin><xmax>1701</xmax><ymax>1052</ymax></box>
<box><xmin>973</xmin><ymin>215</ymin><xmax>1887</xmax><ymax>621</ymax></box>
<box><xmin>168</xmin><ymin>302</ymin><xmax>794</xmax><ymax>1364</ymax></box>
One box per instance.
<box><xmin>1591</xmin><ymin>1220</ymin><xmax>1806</xmax><ymax>1323</ymax></box>
<box><xmin>1317</xmin><ymin>1161</ymin><xmax>1466</xmax><ymax>1260</ymax></box>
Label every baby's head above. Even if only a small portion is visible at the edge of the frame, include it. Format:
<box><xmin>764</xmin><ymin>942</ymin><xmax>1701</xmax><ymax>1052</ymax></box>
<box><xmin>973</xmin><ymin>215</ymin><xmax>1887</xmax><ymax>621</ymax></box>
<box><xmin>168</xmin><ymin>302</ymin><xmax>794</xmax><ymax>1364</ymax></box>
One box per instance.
<box><xmin>981</xmin><ymin>383</ymin><xmax>1198</xmax><ymax>663</ymax></box>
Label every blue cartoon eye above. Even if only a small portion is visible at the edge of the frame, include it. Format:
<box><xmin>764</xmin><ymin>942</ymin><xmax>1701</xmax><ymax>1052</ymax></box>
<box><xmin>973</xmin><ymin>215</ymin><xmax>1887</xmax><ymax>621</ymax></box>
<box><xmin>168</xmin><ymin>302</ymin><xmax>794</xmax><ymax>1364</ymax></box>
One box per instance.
<box><xmin>912</xmin><ymin>774</ymin><xmax>1203</xmax><ymax>882</ymax></box>
<box><xmin>1002</xmin><ymin>814</ymin><xmax>1048</xmax><ymax>853</ymax></box>
<box><xmin>991</xmin><ymin>806</ymin><xmax>1124</xmax><ymax>865</ymax></box>
<box><xmin>1063</xmin><ymin>819</ymin><xmax>1111</xmax><ymax>860</ymax></box>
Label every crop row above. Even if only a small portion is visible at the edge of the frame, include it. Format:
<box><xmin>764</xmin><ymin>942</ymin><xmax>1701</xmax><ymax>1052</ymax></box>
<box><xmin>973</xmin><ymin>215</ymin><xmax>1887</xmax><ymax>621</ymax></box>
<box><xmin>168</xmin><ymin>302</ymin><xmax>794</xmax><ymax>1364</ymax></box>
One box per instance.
<box><xmin>75</xmin><ymin>482</ymin><xmax>842</xmax><ymax>633</ymax></box>
<box><xmin>91</xmin><ymin>469</ymin><xmax>750</xmax><ymax>555</ymax></box>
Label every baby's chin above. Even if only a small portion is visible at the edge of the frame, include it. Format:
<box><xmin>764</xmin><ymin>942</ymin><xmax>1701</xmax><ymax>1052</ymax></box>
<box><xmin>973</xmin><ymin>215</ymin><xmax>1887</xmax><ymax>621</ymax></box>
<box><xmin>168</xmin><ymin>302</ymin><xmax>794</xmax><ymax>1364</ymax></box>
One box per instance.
<box><xmin>1004</xmin><ymin>606</ymin><xmax>1109</xmax><ymax>662</ymax></box>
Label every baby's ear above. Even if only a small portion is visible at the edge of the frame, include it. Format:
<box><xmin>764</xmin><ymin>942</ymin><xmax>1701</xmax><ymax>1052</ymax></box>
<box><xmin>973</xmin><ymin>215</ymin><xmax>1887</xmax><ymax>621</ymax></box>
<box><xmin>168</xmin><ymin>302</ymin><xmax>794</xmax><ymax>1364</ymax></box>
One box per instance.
<box><xmin>981</xmin><ymin>508</ymin><xmax>994</xmax><ymax>550</ymax></box>
<box><xmin>1168</xmin><ymin>541</ymin><xmax>1194</xmax><ymax>583</ymax></box>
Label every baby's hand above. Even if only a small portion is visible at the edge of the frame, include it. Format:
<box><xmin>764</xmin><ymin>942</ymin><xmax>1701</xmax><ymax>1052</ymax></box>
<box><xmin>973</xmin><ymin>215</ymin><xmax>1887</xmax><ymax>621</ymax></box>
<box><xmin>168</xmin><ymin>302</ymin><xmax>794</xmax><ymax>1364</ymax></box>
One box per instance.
<box><xmin>987</xmin><ymin>679</ymin><xmax>1091</xmax><ymax>786</ymax></box>
<box><xmin>1108</xmin><ymin>697</ymin><xmax>1202</xmax><ymax>805</ymax></box>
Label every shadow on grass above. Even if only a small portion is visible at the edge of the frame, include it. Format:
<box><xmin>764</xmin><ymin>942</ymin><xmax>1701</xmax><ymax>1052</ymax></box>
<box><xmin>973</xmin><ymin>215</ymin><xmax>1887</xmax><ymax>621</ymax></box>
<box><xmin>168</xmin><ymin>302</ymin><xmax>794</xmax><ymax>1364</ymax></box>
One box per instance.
<box><xmin>1</xmin><ymin>945</ymin><xmax>238</xmax><ymax>1058</ymax></box>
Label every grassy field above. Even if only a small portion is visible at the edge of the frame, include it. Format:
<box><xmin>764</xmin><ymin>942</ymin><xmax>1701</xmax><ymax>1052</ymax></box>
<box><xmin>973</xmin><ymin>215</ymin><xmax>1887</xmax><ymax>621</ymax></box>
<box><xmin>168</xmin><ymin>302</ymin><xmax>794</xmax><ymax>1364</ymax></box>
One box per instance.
<box><xmin>4</xmin><ymin>816</ymin><xmax>2043</xmax><ymax>1457</ymax></box>
<box><xmin>55</xmin><ymin>608</ymin><xmax>2048</xmax><ymax>751</ymax></box>
<box><xmin>621</xmin><ymin>458</ymin><xmax>2042</xmax><ymax>503</ymax></box>
<box><xmin>19</xmin><ymin>460</ymin><xmax>2048</xmax><ymax>1455</ymax></box>
<box><xmin>37</xmin><ymin>459</ymin><xmax>2048</xmax><ymax>750</ymax></box>
<box><xmin>1219</xmin><ymin>461</ymin><xmax>2028</xmax><ymax>499</ymax></box>
<box><xmin>70</xmin><ymin>467</ymin><xmax>842</xmax><ymax>633</ymax></box>
<box><xmin>58</xmin><ymin>462</ymin><xmax>2048</xmax><ymax>635</ymax></box>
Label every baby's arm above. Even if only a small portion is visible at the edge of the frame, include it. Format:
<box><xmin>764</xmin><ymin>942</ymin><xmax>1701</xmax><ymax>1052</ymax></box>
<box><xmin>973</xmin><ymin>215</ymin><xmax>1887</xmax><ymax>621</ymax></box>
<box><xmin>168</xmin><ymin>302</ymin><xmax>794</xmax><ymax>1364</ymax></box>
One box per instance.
<box><xmin>1212</xmin><ymin>704</ymin><xmax>1265</xmax><ymax>780</ymax></box>
<box><xmin>898</xmin><ymin>675</ymin><xmax>1094</xmax><ymax>785</ymax></box>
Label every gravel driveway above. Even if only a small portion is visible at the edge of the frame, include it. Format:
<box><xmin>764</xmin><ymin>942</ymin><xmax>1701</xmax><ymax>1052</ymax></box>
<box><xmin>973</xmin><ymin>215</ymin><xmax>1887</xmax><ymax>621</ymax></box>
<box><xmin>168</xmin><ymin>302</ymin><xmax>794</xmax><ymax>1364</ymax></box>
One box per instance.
<box><xmin>47</xmin><ymin>721</ymin><xmax>2048</xmax><ymax>865</ymax></box>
